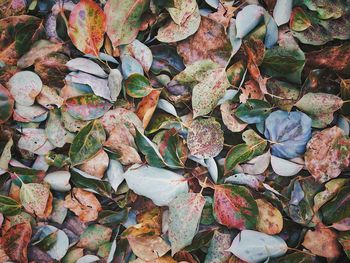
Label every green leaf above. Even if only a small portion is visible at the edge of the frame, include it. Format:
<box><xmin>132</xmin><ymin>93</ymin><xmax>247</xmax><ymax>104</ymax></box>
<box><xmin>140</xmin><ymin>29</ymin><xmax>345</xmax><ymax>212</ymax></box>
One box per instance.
<box><xmin>321</xmin><ymin>186</ymin><xmax>350</xmax><ymax>225</ymax></box>
<box><xmin>65</xmin><ymin>94</ymin><xmax>112</xmax><ymax>121</ymax></box>
<box><xmin>69</xmin><ymin>120</ymin><xmax>106</xmax><ymax>166</ymax></box>
<box><xmin>213</xmin><ymin>185</ymin><xmax>258</xmax><ymax>230</ymax></box>
<box><xmin>168</xmin><ymin>192</ymin><xmax>206</xmax><ymax>255</ymax></box>
<box><xmin>105</xmin><ymin>0</ymin><xmax>150</xmax><ymax>48</ymax></box>
<box><xmin>158</xmin><ymin>129</ymin><xmax>187</xmax><ymax>169</ymax></box>
<box><xmin>290</xmin><ymin>7</ymin><xmax>311</xmax><ymax>32</ymax></box>
<box><xmin>135</xmin><ymin>128</ymin><xmax>165</xmax><ymax>167</ymax></box>
<box><xmin>70</xmin><ymin>168</ymin><xmax>112</xmax><ymax>197</ymax></box>
<box><xmin>242</xmin><ymin>129</ymin><xmax>267</xmax><ymax>156</ymax></box>
<box><xmin>77</xmin><ymin>224</ymin><xmax>112</xmax><ymax>251</ymax></box>
<box><xmin>0</xmin><ymin>84</ymin><xmax>14</xmax><ymax>123</ymax></box>
<box><xmin>0</xmin><ymin>194</ymin><xmax>22</xmax><ymax>216</ymax></box>
<box><xmin>235</xmin><ymin>99</ymin><xmax>271</xmax><ymax>124</ymax></box>
<box><xmin>261</xmin><ymin>46</ymin><xmax>305</xmax><ymax>84</ymax></box>
<box><xmin>125</xmin><ymin>73</ymin><xmax>153</xmax><ymax>98</ymax></box>
<box><xmin>98</xmin><ymin>209</ymin><xmax>128</xmax><ymax>226</ymax></box>
<box><xmin>34</xmin><ymin>231</ymin><xmax>58</xmax><ymax>251</ymax></box>
<box><xmin>224</xmin><ymin>144</ymin><xmax>254</xmax><ymax>174</ymax></box>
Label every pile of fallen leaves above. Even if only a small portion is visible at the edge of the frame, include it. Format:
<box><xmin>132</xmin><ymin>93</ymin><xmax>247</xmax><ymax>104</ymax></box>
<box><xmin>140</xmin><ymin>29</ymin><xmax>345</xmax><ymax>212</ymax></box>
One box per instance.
<box><xmin>1</xmin><ymin>0</ymin><xmax>350</xmax><ymax>262</ymax></box>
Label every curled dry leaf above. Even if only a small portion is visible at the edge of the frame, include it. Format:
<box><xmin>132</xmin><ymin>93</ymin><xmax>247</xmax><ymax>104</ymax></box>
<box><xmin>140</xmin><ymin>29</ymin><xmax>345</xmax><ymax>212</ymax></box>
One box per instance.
<box><xmin>187</xmin><ymin>117</ymin><xmax>224</xmax><ymax>159</ymax></box>
<box><xmin>64</xmin><ymin>188</ymin><xmax>102</xmax><ymax>222</ymax></box>
<box><xmin>305</xmin><ymin>126</ymin><xmax>350</xmax><ymax>183</ymax></box>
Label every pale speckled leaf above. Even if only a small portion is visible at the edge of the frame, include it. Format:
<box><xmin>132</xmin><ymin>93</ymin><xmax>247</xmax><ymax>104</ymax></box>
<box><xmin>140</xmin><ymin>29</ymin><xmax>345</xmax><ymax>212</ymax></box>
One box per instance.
<box><xmin>108</xmin><ymin>69</ymin><xmax>123</xmax><ymax>101</ymax></box>
<box><xmin>167</xmin><ymin>0</ymin><xmax>197</xmax><ymax>25</ymax></box>
<box><xmin>121</xmin><ymin>39</ymin><xmax>153</xmax><ymax>73</ymax></box>
<box><xmin>45</xmin><ymin>109</ymin><xmax>71</xmax><ymax>148</ymax></box>
<box><xmin>157</xmin><ymin>6</ymin><xmax>201</xmax><ymax>43</ymax></box>
<box><xmin>105</xmin><ymin>0</ymin><xmax>149</xmax><ymax>48</ymax></box>
<box><xmin>192</xmin><ymin>68</ymin><xmax>230</xmax><ymax>118</ymax></box>
<box><xmin>168</xmin><ymin>192</ymin><xmax>205</xmax><ymax>255</ymax></box>
<box><xmin>20</xmin><ymin>183</ymin><xmax>50</xmax><ymax>217</ymax></box>
<box><xmin>187</xmin><ymin>117</ymin><xmax>224</xmax><ymax>159</ymax></box>
<box><xmin>204</xmin><ymin>230</ymin><xmax>232</xmax><ymax>263</ymax></box>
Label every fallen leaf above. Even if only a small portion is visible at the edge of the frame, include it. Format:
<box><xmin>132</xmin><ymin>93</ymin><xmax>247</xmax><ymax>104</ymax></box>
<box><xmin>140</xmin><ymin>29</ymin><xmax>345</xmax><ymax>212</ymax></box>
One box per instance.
<box><xmin>64</xmin><ymin>188</ymin><xmax>102</xmax><ymax>222</ymax></box>
<box><xmin>302</xmin><ymin>224</ymin><xmax>341</xmax><ymax>259</ymax></box>
<box><xmin>256</xmin><ymin>199</ymin><xmax>283</xmax><ymax>235</ymax></box>
<box><xmin>68</xmin><ymin>0</ymin><xmax>106</xmax><ymax>55</ymax></box>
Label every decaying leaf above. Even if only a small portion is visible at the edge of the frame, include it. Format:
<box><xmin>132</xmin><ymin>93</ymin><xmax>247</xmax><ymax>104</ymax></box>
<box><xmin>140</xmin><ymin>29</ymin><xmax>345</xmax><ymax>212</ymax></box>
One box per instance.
<box><xmin>305</xmin><ymin>126</ymin><xmax>350</xmax><ymax>183</ymax></box>
<box><xmin>64</xmin><ymin>188</ymin><xmax>102</xmax><ymax>222</ymax></box>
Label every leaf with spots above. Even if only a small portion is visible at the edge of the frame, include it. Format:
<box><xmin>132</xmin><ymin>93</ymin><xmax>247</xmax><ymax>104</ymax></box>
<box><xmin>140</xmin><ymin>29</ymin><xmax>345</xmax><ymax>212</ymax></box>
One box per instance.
<box><xmin>213</xmin><ymin>184</ymin><xmax>258</xmax><ymax>230</ymax></box>
<box><xmin>20</xmin><ymin>183</ymin><xmax>50</xmax><ymax>217</ymax></box>
<box><xmin>187</xmin><ymin>117</ymin><xmax>224</xmax><ymax>159</ymax></box>
<box><xmin>192</xmin><ymin>68</ymin><xmax>230</xmax><ymax>118</ymax></box>
<box><xmin>69</xmin><ymin>120</ymin><xmax>106</xmax><ymax>166</ymax></box>
<box><xmin>2</xmin><ymin>222</ymin><xmax>32</xmax><ymax>263</ymax></box>
<box><xmin>255</xmin><ymin>199</ymin><xmax>283</xmax><ymax>235</ymax></box>
<box><xmin>65</xmin><ymin>94</ymin><xmax>112</xmax><ymax>121</ymax></box>
<box><xmin>295</xmin><ymin>92</ymin><xmax>344</xmax><ymax>128</ymax></box>
<box><xmin>125</xmin><ymin>73</ymin><xmax>153</xmax><ymax>98</ymax></box>
<box><xmin>77</xmin><ymin>224</ymin><xmax>112</xmax><ymax>251</ymax></box>
<box><xmin>68</xmin><ymin>0</ymin><xmax>106</xmax><ymax>55</ymax></box>
<box><xmin>305</xmin><ymin>126</ymin><xmax>350</xmax><ymax>183</ymax></box>
<box><xmin>168</xmin><ymin>192</ymin><xmax>206</xmax><ymax>255</ymax></box>
<box><xmin>105</xmin><ymin>0</ymin><xmax>149</xmax><ymax>48</ymax></box>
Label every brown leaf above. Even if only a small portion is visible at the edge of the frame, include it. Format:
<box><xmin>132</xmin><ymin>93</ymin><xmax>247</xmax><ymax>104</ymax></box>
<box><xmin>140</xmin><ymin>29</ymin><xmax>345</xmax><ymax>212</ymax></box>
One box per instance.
<box><xmin>177</xmin><ymin>16</ymin><xmax>232</xmax><ymax>67</ymax></box>
<box><xmin>104</xmin><ymin>124</ymin><xmax>142</xmax><ymax>165</ymax></box>
<box><xmin>302</xmin><ymin>224</ymin><xmax>341</xmax><ymax>259</ymax></box>
<box><xmin>305</xmin><ymin>126</ymin><xmax>350</xmax><ymax>183</ymax></box>
<box><xmin>239</xmin><ymin>80</ymin><xmax>264</xmax><ymax>103</ymax></box>
<box><xmin>136</xmin><ymin>89</ymin><xmax>161</xmax><ymax>129</ymax></box>
<box><xmin>2</xmin><ymin>222</ymin><xmax>32</xmax><ymax>263</ymax></box>
<box><xmin>305</xmin><ymin>43</ymin><xmax>350</xmax><ymax>77</ymax></box>
<box><xmin>64</xmin><ymin>188</ymin><xmax>102</xmax><ymax>222</ymax></box>
<box><xmin>208</xmin><ymin>4</ymin><xmax>236</xmax><ymax>29</ymax></box>
<box><xmin>127</xmin><ymin>235</ymin><xmax>170</xmax><ymax>261</ymax></box>
<box><xmin>78</xmin><ymin>149</ymin><xmax>109</xmax><ymax>179</ymax></box>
